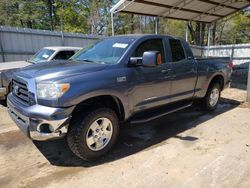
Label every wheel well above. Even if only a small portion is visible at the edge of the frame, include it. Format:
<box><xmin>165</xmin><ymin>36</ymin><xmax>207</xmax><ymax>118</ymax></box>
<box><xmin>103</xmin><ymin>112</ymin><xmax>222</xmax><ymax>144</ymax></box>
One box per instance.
<box><xmin>72</xmin><ymin>95</ymin><xmax>125</xmax><ymax>121</ymax></box>
<box><xmin>209</xmin><ymin>75</ymin><xmax>224</xmax><ymax>91</ymax></box>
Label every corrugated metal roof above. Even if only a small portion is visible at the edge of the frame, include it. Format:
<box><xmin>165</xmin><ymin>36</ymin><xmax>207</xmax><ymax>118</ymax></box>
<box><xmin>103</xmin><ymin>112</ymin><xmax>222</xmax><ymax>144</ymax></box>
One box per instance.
<box><xmin>110</xmin><ymin>0</ymin><xmax>250</xmax><ymax>23</ymax></box>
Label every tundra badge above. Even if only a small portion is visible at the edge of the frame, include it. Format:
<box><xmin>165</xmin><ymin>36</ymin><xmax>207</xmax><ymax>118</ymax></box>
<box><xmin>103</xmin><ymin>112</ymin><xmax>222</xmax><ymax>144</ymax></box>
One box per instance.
<box><xmin>117</xmin><ymin>76</ymin><xmax>127</xmax><ymax>82</ymax></box>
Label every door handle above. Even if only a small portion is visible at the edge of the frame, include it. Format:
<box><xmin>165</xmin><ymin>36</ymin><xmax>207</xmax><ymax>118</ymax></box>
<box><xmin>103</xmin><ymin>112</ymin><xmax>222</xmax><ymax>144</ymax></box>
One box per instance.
<box><xmin>161</xmin><ymin>69</ymin><xmax>171</xmax><ymax>74</ymax></box>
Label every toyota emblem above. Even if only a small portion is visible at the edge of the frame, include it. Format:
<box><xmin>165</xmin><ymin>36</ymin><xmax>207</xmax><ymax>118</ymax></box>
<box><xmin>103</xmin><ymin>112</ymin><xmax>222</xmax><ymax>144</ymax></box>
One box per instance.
<box><xmin>14</xmin><ymin>85</ymin><xmax>19</xmax><ymax>95</ymax></box>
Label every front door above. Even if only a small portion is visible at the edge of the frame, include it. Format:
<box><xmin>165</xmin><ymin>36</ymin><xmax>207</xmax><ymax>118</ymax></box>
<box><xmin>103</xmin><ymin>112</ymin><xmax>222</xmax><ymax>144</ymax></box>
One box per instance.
<box><xmin>129</xmin><ymin>38</ymin><xmax>172</xmax><ymax>112</ymax></box>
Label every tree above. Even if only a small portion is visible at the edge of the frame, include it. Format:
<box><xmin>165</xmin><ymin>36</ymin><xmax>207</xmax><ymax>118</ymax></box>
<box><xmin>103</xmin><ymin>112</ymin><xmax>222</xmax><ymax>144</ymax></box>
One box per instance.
<box><xmin>208</xmin><ymin>10</ymin><xmax>250</xmax><ymax>45</ymax></box>
<box><xmin>54</xmin><ymin>0</ymin><xmax>89</xmax><ymax>33</ymax></box>
<box><xmin>0</xmin><ymin>0</ymin><xmax>248</xmax><ymax>45</ymax></box>
<box><xmin>159</xmin><ymin>19</ymin><xmax>185</xmax><ymax>38</ymax></box>
<box><xmin>0</xmin><ymin>0</ymin><xmax>20</xmax><ymax>27</ymax></box>
<box><xmin>227</xmin><ymin>11</ymin><xmax>250</xmax><ymax>44</ymax></box>
<box><xmin>0</xmin><ymin>0</ymin><xmax>54</xmax><ymax>30</ymax></box>
<box><xmin>187</xmin><ymin>22</ymin><xmax>207</xmax><ymax>46</ymax></box>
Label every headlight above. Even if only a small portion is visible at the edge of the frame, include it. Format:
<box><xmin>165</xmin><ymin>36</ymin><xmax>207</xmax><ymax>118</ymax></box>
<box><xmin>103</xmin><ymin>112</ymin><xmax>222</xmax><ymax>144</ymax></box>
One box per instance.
<box><xmin>37</xmin><ymin>83</ymin><xmax>70</xmax><ymax>99</ymax></box>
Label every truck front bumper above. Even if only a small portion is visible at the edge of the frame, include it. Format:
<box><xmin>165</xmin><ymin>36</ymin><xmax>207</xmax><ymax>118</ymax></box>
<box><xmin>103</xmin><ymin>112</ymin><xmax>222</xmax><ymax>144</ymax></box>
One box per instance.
<box><xmin>7</xmin><ymin>93</ymin><xmax>75</xmax><ymax>141</ymax></box>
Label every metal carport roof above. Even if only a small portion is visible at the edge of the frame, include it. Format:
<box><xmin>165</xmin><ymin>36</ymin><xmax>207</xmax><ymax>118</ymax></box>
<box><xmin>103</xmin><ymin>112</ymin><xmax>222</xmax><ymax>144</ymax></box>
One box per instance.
<box><xmin>110</xmin><ymin>0</ymin><xmax>250</xmax><ymax>23</ymax></box>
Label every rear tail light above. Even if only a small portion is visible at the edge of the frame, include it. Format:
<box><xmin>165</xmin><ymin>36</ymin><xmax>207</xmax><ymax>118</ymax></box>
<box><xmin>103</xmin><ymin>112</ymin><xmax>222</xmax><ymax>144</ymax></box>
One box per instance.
<box><xmin>228</xmin><ymin>60</ymin><xmax>234</xmax><ymax>69</ymax></box>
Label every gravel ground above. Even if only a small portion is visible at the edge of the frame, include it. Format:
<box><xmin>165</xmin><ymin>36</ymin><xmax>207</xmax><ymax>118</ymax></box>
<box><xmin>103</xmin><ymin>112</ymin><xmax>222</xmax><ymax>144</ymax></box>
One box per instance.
<box><xmin>0</xmin><ymin>88</ymin><xmax>250</xmax><ymax>188</ymax></box>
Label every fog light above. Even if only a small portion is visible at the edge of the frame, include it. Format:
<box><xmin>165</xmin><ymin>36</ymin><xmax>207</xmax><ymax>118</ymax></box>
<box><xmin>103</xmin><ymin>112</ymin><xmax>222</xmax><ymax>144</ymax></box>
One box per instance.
<box><xmin>39</xmin><ymin>124</ymin><xmax>54</xmax><ymax>133</ymax></box>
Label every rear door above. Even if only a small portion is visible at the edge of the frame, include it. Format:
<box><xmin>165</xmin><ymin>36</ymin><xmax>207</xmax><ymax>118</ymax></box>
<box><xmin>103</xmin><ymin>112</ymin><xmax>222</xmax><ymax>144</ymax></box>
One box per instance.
<box><xmin>130</xmin><ymin>38</ymin><xmax>172</xmax><ymax>111</ymax></box>
<box><xmin>168</xmin><ymin>39</ymin><xmax>197</xmax><ymax>102</ymax></box>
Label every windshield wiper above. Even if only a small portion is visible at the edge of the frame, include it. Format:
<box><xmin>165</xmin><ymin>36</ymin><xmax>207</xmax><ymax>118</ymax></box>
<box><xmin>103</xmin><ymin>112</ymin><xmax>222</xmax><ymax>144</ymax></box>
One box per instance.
<box><xmin>82</xmin><ymin>59</ymin><xmax>96</xmax><ymax>63</ymax></box>
<box><xmin>26</xmin><ymin>59</ymin><xmax>35</xmax><ymax>64</ymax></box>
<box><xmin>75</xmin><ymin>59</ymin><xmax>106</xmax><ymax>64</ymax></box>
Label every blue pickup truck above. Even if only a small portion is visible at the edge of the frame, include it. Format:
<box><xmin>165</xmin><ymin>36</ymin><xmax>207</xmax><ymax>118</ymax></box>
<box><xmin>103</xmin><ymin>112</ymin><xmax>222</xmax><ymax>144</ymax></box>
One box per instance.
<box><xmin>7</xmin><ymin>35</ymin><xmax>232</xmax><ymax>161</ymax></box>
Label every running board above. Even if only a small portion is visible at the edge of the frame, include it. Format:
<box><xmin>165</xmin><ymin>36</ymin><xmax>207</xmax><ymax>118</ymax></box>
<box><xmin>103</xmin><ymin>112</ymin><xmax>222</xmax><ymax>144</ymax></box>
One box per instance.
<box><xmin>130</xmin><ymin>102</ymin><xmax>193</xmax><ymax>124</ymax></box>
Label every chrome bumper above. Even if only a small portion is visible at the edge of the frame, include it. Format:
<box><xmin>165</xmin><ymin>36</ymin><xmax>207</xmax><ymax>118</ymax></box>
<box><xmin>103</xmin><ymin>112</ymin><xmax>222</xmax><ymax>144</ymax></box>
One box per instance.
<box><xmin>7</xmin><ymin>93</ymin><xmax>73</xmax><ymax>141</ymax></box>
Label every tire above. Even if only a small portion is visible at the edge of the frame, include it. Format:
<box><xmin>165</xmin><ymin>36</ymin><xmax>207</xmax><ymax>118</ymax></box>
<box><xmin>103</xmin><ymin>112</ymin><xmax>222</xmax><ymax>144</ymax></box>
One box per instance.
<box><xmin>202</xmin><ymin>83</ymin><xmax>221</xmax><ymax>111</ymax></box>
<box><xmin>67</xmin><ymin>108</ymin><xmax>119</xmax><ymax>161</ymax></box>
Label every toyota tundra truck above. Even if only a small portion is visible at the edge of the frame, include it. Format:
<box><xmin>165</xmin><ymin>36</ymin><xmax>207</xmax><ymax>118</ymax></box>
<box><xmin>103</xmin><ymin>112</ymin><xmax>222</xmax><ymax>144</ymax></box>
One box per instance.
<box><xmin>7</xmin><ymin>35</ymin><xmax>232</xmax><ymax>161</ymax></box>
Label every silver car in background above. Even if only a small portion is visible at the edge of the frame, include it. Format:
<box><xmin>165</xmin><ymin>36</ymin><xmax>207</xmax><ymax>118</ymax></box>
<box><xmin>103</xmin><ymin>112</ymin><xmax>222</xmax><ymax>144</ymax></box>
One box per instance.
<box><xmin>0</xmin><ymin>46</ymin><xmax>82</xmax><ymax>100</ymax></box>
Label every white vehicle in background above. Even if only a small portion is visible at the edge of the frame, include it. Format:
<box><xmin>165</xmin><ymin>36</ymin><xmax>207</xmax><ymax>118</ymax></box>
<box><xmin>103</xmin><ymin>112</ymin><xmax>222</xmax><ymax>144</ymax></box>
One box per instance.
<box><xmin>0</xmin><ymin>46</ymin><xmax>82</xmax><ymax>100</ymax></box>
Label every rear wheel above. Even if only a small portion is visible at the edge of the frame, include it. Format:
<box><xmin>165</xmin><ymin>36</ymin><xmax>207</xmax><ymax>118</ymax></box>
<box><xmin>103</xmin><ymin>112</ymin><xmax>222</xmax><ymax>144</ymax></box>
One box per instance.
<box><xmin>202</xmin><ymin>83</ymin><xmax>221</xmax><ymax>111</ymax></box>
<box><xmin>67</xmin><ymin>108</ymin><xmax>119</xmax><ymax>161</ymax></box>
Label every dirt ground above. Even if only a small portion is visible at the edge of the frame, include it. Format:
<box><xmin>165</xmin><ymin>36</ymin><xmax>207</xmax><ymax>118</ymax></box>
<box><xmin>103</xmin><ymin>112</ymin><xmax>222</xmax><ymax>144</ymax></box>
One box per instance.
<box><xmin>0</xmin><ymin>88</ymin><xmax>250</xmax><ymax>188</ymax></box>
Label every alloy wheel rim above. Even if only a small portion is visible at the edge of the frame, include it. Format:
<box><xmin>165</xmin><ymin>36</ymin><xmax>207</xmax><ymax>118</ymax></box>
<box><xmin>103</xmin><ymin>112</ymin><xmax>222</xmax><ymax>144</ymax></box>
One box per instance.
<box><xmin>86</xmin><ymin>117</ymin><xmax>113</xmax><ymax>151</ymax></box>
<box><xmin>209</xmin><ymin>88</ymin><xmax>219</xmax><ymax>107</ymax></box>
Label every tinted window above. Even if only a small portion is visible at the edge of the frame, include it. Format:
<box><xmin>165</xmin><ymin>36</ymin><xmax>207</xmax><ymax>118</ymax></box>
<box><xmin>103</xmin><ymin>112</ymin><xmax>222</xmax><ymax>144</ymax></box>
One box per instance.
<box><xmin>169</xmin><ymin>39</ymin><xmax>186</xmax><ymax>62</ymax></box>
<box><xmin>53</xmin><ymin>51</ymin><xmax>75</xmax><ymax>60</ymax></box>
<box><xmin>134</xmin><ymin>39</ymin><xmax>165</xmax><ymax>62</ymax></box>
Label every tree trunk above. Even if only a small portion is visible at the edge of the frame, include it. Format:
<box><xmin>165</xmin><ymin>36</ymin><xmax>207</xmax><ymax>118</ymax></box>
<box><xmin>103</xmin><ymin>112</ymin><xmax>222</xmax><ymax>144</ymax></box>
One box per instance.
<box><xmin>130</xmin><ymin>14</ymin><xmax>134</xmax><ymax>33</ymax></box>
<box><xmin>48</xmin><ymin>0</ymin><xmax>54</xmax><ymax>30</ymax></box>
<box><xmin>188</xmin><ymin>22</ymin><xmax>206</xmax><ymax>46</ymax></box>
<box><xmin>212</xmin><ymin>22</ymin><xmax>217</xmax><ymax>45</ymax></box>
<box><xmin>201</xmin><ymin>23</ymin><xmax>206</xmax><ymax>46</ymax></box>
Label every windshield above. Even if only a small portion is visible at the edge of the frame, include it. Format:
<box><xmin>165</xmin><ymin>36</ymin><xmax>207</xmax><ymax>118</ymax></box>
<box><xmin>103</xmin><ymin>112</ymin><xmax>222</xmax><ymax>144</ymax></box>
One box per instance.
<box><xmin>71</xmin><ymin>37</ymin><xmax>135</xmax><ymax>64</ymax></box>
<box><xmin>29</xmin><ymin>49</ymin><xmax>55</xmax><ymax>63</ymax></box>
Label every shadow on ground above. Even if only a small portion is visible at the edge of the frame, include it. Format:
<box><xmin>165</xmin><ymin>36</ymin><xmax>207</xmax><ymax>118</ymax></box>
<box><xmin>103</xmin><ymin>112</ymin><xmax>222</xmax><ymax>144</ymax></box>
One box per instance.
<box><xmin>33</xmin><ymin>98</ymin><xmax>240</xmax><ymax>167</ymax></box>
<box><xmin>0</xmin><ymin>100</ymin><xmax>7</xmax><ymax>107</ymax></box>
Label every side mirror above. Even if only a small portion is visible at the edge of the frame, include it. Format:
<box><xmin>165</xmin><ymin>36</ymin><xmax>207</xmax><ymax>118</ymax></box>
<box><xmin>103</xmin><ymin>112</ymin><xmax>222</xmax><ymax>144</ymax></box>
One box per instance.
<box><xmin>142</xmin><ymin>51</ymin><xmax>162</xmax><ymax>67</ymax></box>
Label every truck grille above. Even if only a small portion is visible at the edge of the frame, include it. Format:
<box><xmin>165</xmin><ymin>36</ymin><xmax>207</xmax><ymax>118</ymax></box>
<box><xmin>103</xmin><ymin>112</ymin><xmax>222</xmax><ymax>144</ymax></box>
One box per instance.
<box><xmin>12</xmin><ymin>79</ymin><xmax>29</xmax><ymax>105</ymax></box>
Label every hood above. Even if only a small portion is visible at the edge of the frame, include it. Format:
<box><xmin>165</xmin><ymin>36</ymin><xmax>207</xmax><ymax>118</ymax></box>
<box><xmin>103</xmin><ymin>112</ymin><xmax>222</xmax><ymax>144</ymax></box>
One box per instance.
<box><xmin>0</xmin><ymin>61</ymin><xmax>30</xmax><ymax>71</ymax></box>
<box><xmin>16</xmin><ymin>60</ymin><xmax>108</xmax><ymax>82</ymax></box>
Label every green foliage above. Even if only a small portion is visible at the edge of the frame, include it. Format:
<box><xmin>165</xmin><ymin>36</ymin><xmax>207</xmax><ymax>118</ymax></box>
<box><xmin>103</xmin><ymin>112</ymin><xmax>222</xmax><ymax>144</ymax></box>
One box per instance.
<box><xmin>54</xmin><ymin>0</ymin><xmax>88</xmax><ymax>33</ymax></box>
<box><xmin>0</xmin><ymin>0</ymin><xmax>52</xmax><ymax>30</ymax></box>
<box><xmin>0</xmin><ymin>0</ymin><xmax>249</xmax><ymax>45</ymax></box>
<box><xmin>54</xmin><ymin>0</ymin><xmax>114</xmax><ymax>34</ymax></box>
<box><xmin>227</xmin><ymin>11</ymin><xmax>250</xmax><ymax>44</ymax></box>
<box><xmin>159</xmin><ymin>19</ymin><xmax>185</xmax><ymax>38</ymax></box>
<box><xmin>209</xmin><ymin>10</ymin><xmax>250</xmax><ymax>45</ymax></box>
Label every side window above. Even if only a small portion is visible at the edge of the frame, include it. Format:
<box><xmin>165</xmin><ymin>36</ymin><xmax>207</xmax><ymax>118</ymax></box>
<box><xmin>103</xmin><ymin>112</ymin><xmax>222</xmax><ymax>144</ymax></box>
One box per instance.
<box><xmin>134</xmin><ymin>39</ymin><xmax>165</xmax><ymax>63</ymax></box>
<box><xmin>169</xmin><ymin>39</ymin><xmax>186</xmax><ymax>62</ymax></box>
<box><xmin>53</xmin><ymin>50</ymin><xmax>75</xmax><ymax>60</ymax></box>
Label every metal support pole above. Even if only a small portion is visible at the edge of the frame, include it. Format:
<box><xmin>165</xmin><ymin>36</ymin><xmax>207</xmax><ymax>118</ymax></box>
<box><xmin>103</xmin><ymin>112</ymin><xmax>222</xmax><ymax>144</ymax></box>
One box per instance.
<box><xmin>200</xmin><ymin>22</ymin><xmax>202</xmax><ymax>46</ymax></box>
<box><xmin>0</xmin><ymin>28</ymin><xmax>5</xmax><ymax>62</ymax></box>
<box><xmin>207</xmin><ymin>24</ymin><xmax>211</xmax><ymax>47</ymax></box>
<box><xmin>231</xmin><ymin>46</ymin><xmax>235</xmax><ymax>60</ymax></box>
<box><xmin>154</xmin><ymin>17</ymin><xmax>158</xmax><ymax>34</ymax></box>
<box><xmin>206</xmin><ymin>24</ymin><xmax>212</xmax><ymax>58</ymax></box>
<box><xmin>185</xmin><ymin>22</ymin><xmax>188</xmax><ymax>42</ymax></box>
<box><xmin>247</xmin><ymin>62</ymin><xmax>250</xmax><ymax>102</ymax></box>
<box><xmin>61</xmin><ymin>31</ymin><xmax>64</xmax><ymax>46</ymax></box>
<box><xmin>111</xmin><ymin>12</ymin><xmax>114</xmax><ymax>36</ymax></box>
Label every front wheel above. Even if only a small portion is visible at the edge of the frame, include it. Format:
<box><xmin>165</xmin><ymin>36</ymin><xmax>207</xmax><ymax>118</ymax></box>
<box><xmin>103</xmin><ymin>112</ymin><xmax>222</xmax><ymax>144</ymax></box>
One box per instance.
<box><xmin>67</xmin><ymin>108</ymin><xmax>119</xmax><ymax>161</ymax></box>
<box><xmin>202</xmin><ymin>83</ymin><xmax>221</xmax><ymax>111</ymax></box>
